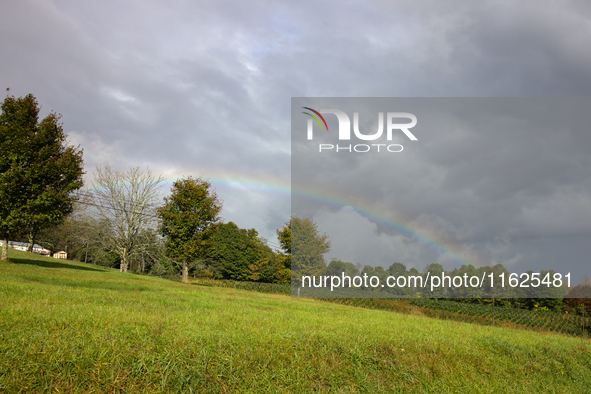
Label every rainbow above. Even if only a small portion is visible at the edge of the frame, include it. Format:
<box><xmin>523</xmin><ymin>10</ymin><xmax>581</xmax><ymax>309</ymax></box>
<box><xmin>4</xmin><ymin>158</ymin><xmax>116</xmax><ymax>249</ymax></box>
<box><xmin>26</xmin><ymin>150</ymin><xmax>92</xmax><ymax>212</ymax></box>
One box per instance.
<box><xmin>156</xmin><ymin>167</ymin><xmax>487</xmax><ymax>269</ymax></box>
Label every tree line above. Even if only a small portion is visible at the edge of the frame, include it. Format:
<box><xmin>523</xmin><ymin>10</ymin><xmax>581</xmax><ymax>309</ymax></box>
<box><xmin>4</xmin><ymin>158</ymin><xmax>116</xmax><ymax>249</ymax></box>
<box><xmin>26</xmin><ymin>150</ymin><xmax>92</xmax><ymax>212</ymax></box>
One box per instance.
<box><xmin>321</xmin><ymin>260</ymin><xmax>590</xmax><ymax>314</ymax></box>
<box><xmin>0</xmin><ymin>92</ymin><xmax>293</xmax><ymax>283</ymax></box>
<box><xmin>287</xmin><ymin>213</ymin><xmax>590</xmax><ymax>314</ymax></box>
<box><xmin>32</xmin><ymin>168</ymin><xmax>293</xmax><ymax>284</ymax></box>
<box><xmin>1</xmin><ymin>93</ymin><xmax>588</xmax><ymax>315</ymax></box>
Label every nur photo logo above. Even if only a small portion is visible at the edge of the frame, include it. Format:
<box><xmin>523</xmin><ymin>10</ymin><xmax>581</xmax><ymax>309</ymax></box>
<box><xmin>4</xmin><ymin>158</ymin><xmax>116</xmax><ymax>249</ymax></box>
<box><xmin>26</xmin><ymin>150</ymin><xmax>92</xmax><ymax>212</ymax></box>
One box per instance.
<box><xmin>302</xmin><ymin>107</ymin><xmax>418</xmax><ymax>153</ymax></box>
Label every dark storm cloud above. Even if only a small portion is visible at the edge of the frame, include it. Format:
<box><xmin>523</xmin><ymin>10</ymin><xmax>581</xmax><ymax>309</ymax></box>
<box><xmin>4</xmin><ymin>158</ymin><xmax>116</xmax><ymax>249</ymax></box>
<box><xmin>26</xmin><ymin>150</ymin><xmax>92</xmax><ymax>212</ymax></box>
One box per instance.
<box><xmin>292</xmin><ymin>97</ymin><xmax>591</xmax><ymax>279</ymax></box>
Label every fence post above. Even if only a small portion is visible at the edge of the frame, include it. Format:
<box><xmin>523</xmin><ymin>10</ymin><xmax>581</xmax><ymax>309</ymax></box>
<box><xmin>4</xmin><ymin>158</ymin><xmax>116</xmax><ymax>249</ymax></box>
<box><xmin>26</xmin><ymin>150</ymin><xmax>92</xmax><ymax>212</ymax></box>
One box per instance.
<box><xmin>492</xmin><ymin>297</ymin><xmax>495</xmax><ymax>327</ymax></box>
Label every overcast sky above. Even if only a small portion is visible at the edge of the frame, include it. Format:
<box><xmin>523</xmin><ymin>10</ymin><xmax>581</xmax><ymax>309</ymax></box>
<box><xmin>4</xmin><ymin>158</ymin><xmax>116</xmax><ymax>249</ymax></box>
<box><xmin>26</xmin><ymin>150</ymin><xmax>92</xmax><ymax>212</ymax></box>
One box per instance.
<box><xmin>2</xmin><ymin>0</ymin><xmax>590</xmax><ymax>276</ymax></box>
<box><xmin>292</xmin><ymin>98</ymin><xmax>591</xmax><ymax>281</ymax></box>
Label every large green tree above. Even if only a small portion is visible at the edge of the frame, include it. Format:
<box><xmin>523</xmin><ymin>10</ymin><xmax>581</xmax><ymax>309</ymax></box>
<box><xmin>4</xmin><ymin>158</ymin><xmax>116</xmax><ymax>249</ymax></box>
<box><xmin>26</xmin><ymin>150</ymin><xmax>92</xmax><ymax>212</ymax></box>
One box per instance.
<box><xmin>0</xmin><ymin>93</ymin><xmax>84</xmax><ymax>261</ymax></box>
<box><xmin>205</xmin><ymin>222</ymin><xmax>272</xmax><ymax>281</ymax></box>
<box><xmin>157</xmin><ymin>177</ymin><xmax>222</xmax><ymax>283</ymax></box>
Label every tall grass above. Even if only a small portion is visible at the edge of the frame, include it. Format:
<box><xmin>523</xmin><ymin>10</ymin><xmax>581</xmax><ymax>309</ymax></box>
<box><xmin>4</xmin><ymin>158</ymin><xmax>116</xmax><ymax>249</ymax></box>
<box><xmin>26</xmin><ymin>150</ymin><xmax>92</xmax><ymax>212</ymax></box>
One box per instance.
<box><xmin>1</xmin><ymin>250</ymin><xmax>589</xmax><ymax>393</ymax></box>
<box><xmin>193</xmin><ymin>279</ymin><xmax>590</xmax><ymax>338</ymax></box>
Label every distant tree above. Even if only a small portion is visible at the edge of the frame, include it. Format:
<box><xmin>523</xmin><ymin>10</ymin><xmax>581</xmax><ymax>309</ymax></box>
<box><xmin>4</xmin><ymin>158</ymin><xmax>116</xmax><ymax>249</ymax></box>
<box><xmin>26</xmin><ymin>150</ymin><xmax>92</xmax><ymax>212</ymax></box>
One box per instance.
<box><xmin>565</xmin><ymin>276</ymin><xmax>591</xmax><ymax>314</ymax></box>
<box><xmin>74</xmin><ymin>216</ymin><xmax>105</xmax><ymax>264</ymax></box>
<box><xmin>89</xmin><ymin>164</ymin><xmax>163</xmax><ymax>272</ymax></box>
<box><xmin>325</xmin><ymin>259</ymin><xmax>359</xmax><ymax>277</ymax></box>
<box><xmin>157</xmin><ymin>177</ymin><xmax>222</xmax><ymax>283</ymax></box>
<box><xmin>125</xmin><ymin>228</ymin><xmax>164</xmax><ymax>273</ymax></box>
<box><xmin>35</xmin><ymin>214</ymin><xmax>87</xmax><ymax>256</ymax></box>
<box><xmin>0</xmin><ymin>93</ymin><xmax>84</xmax><ymax>261</ymax></box>
<box><xmin>276</xmin><ymin>221</ymin><xmax>292</xmax><ymax>282</ymax></box>
<box><xmin>39</xmin><ymin>214</ymin><xmax>123</xmax><ymax>266</ymax></box>
<box><xmin>247</xmin><ymin>236</ymin><xmax>284</xmax><ymax>282</ymax></box>
<box><xmin>421</xmin><ymin>263</ymin><xmax>445</xmax><ymax>298</ymax></box>
<box><xmin>387</xmin><ymin>262</ymin><xmax>407</xmax><ymax>277</ymax></box>
<box><xmin>276</xmin><ymin>222</ymin><xmax>291</xmax><ymax>255</ymax></box>
<box><xmin>205</xmin><ymin>222</ymin><xmax>272</xmax><ymax>281</ymax></box>
<box><xmin>407</xmin><ymin>267</ymin><xmax>421</xmax><ymax>295</ymax></box>
<box><xmin>249</xmin><ymin>254</ymin><xmax>284</xmax><ymax>283</ymax></box>
<box><xmin>361</xmin><ymin>265</ymin><xmax>387</xmax><ymax>291</ymax></box>
<box><xmin>281</xmin><ymin>216</ymin><xmax>330</xmax><ymax>285</ymax></box>
<box><xmin>447</xmin><ymin>264</ymin><xmax>482</xmax><ymax>300</ymax></box>
<box><xmin>385</xmin><ymin>262</ymin><xmax>412</xmax><ymax>296</ymax></box>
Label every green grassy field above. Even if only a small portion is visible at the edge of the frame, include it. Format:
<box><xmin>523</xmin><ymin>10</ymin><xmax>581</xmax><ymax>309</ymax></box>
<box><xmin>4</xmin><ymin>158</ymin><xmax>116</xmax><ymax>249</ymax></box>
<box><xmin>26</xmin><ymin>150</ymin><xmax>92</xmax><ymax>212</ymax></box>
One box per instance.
<box><xmin>192</xmin><ymin>279</ymin><xmax>591</xmax><ymax>338</ymax></box>
<box><xmin>1</xmin><ymin>250</ymin><xmax>589</xmax><ymax>393</ymax></box>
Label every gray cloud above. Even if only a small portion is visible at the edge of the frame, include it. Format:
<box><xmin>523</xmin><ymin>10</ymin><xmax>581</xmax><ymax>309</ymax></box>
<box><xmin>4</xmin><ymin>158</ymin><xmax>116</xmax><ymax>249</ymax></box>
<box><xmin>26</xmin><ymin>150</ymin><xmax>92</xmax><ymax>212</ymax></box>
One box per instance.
<box><xmin>292</xmin><ymin>98</ymin><xmax>591</xmax><ymax>280</ymax></box>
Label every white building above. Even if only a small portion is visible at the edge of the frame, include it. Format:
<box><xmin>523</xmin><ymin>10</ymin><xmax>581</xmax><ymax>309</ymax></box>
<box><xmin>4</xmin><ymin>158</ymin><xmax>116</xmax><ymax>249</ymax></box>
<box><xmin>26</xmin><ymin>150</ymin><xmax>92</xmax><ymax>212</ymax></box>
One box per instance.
<box><xmin>53</xmin><ymin>251</ymin><xmax>68</xmax><ymax>259</ymax></box>
<box><xmin>0</xmin><ymin>240</ymin><xmax>51</xmax><ymax>256</ymax></box>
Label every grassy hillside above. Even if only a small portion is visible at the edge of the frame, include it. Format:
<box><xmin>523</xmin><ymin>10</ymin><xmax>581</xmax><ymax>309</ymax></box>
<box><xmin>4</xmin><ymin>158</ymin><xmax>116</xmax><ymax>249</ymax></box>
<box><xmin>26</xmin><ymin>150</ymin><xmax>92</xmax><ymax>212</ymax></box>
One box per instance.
<box><xmin>1</xmin><ymin>250</ymin><xmax>589</xmax><ymax>393</ymax></box>
<box><xmin>192</xmin><ymin>279</ymin><xmax>591</xmax><ymax>338</ymax></box>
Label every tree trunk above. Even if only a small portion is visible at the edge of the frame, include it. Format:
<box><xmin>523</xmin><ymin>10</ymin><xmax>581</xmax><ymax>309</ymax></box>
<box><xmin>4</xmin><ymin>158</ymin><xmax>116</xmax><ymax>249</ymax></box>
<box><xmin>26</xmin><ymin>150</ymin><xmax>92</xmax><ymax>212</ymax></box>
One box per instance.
<box><xmin>27</xmin><ymin>230</ymin><xmax>35</xmax><ymax>253</ymax></box>
<box><xmin>182</xmin><ymin>261</ymin><xmax>189</xmax><ymax>284</ymax></box>
<box><xmin>1</xmin><ymin>239</ymin><xmax>7</xmax><ymax>262</ymax></box>
<box><xmin>120</xmin><ymin>248</ymin><xmax>128</xmax><ymax>272</ymax></box>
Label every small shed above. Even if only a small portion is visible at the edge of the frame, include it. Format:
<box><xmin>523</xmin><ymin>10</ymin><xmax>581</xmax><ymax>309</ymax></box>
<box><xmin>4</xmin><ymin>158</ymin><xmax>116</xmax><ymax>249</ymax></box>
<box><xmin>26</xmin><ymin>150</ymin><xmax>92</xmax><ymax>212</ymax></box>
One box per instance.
<box><xmin>53</xmin><ymin>251</ymin><xmax>67</xmax><ymax>260</ymax></box>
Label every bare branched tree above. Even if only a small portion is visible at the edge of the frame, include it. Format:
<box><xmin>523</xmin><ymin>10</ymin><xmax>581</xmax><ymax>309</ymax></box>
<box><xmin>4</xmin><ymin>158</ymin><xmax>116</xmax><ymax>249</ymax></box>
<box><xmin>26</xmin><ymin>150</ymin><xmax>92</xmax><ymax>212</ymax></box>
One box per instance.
<box><xmin>89</xmin><ymin>164</ymin><xmax>164</xmax><ymax>272</ymax></box>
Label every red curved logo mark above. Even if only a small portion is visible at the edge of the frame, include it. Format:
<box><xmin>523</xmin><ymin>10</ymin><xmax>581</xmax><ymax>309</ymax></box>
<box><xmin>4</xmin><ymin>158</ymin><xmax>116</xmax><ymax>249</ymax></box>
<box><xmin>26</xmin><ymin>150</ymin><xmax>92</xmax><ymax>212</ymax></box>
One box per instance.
<box><xmin>302</xmin><ymin>107</ymin><xmax>329</xmax><ymax>131</ymax></box>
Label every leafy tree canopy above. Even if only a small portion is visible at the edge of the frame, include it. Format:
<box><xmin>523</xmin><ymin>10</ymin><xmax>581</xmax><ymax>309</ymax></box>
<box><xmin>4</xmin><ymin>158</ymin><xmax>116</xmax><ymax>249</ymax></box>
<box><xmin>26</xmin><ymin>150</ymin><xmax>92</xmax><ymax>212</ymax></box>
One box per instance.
<box><xmin>325</xmin><ymin>259</ymin><xmax>359</xmax><ymax>277</ymax></box>
<box><xmin>0</xmin><ymin>93</ymin><xmax>84</xmax><ymax>260</ymax></box>
<box><xmin>158</xmin><ymin>177</ymin><xmax>222</xmax><ymax>283</ymax></box>
<box><xmin>205</xmin><ymin>221</ymin><xmax>270</xmax><ymax>281</ymax></box>
<box><xmin>285</xmin><ymin>216</ymin><xmax>330</xmax><ymax>283</ymax></box>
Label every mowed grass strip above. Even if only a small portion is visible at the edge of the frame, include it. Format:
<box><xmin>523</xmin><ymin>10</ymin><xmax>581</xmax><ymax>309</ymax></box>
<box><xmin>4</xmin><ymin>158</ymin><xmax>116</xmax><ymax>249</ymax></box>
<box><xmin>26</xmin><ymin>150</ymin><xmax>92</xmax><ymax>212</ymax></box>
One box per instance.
<box><xmin>0</xmin><ymin>250</ymin><xmax>589</xmax><ymax>393</ymax></box>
